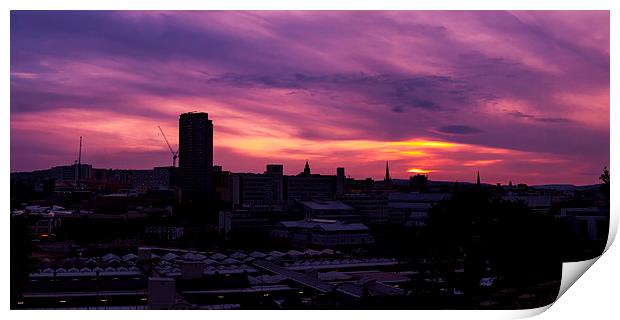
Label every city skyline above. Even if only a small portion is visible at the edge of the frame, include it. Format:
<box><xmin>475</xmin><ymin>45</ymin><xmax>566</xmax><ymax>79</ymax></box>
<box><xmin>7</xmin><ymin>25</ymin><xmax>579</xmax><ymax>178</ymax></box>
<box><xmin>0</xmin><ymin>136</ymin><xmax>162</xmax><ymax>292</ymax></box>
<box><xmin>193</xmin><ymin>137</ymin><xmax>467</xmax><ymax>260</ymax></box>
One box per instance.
<box><xmin>10</xmin><ymin>11</ymin><xmax>610</xmax><ymax>185</ymax></box>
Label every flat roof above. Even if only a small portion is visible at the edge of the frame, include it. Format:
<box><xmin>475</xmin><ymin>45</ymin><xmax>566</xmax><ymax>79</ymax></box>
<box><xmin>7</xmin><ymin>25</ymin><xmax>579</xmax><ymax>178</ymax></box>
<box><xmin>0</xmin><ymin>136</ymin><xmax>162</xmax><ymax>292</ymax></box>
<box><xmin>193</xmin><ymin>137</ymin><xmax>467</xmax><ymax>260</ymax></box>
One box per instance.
<box><xmin>300</xmin><ymin>201</ymin><xmax>354</xmax><ymax>211</ymax></box>
<box><xmin>279</xmin><ymin>220</ymin><xmax>369</xmax><ymax>232</ymax></box>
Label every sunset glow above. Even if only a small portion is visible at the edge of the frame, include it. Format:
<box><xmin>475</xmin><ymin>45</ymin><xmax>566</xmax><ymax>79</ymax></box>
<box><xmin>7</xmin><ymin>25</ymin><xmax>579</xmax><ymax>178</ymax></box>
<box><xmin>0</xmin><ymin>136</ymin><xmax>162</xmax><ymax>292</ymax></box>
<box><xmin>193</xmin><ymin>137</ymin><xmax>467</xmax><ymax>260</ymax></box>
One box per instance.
<box><xmin>10</xmin><ymin>11</ymin><xmax>609</xmax><ymax>185</ymax></box>
<box><xmin>407</xmin><ymin>168</ymin><xmax>434</xmax><ymax>174</ymax></box>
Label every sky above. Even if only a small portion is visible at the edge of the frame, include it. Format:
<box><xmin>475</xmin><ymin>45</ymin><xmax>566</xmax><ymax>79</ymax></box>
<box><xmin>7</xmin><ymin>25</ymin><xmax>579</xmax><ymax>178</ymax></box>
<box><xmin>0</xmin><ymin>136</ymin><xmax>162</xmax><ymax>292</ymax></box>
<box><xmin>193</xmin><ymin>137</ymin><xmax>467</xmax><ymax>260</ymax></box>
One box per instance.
<box><xmin>10</xmin><ymin>11</ymin><xmax>609</xmax><ymax>185</ymax></box>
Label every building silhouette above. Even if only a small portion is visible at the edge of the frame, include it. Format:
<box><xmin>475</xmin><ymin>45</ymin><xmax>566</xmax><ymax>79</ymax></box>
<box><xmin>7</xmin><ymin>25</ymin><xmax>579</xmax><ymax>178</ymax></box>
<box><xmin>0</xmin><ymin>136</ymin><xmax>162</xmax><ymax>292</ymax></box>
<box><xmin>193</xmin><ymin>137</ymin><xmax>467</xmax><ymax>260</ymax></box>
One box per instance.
<box><xmin>409</xmin><ymin>174</ymin><xmax>429</xmax><ymax>193</ymax></box>
<box><xmin>384</xmin><ymin>161</ymin><xmax>391</xmax><ymax>182</ymax></box>
<box><xmin>336</xmin><ymin>167</ymin><xmax>346</xmax><ymax>196</ymax></box>
<box><xmin>302</xmin><ymin>160</ymin><xmax>311</xmax><ymax>176</ymax></box>
<box><xmin>178</xmin><ymin>112</ymin><xmax>213</xmax><ymax>200</ymax></box>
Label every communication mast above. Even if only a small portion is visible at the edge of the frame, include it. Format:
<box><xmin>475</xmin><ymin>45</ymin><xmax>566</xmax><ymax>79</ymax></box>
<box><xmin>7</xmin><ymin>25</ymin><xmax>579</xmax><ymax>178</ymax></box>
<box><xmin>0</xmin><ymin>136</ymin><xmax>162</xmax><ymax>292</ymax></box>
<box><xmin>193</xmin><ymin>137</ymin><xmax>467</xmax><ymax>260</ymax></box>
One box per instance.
<box><xmin>76</xmin><ymin>136</ymin><xmax>82</xmax><ymax>188</ymax></box>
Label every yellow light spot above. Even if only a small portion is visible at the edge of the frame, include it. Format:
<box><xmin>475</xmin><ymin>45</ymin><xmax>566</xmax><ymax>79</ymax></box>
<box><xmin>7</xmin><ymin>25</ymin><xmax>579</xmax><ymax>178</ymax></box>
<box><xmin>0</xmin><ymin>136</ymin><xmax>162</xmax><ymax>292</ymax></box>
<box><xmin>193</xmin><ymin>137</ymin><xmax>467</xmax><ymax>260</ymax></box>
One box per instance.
<box><xmin>408</xmin><ymin>168</ymin><xmax>433</xmax><ymax>174</ymax></box>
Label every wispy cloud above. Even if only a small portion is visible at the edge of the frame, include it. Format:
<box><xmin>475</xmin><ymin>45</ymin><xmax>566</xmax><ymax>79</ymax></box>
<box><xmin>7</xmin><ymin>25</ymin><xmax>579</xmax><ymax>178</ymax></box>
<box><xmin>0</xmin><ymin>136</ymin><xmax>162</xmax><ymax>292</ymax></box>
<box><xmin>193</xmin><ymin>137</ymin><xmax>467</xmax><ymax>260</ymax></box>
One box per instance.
<box><xmin>10</xmin><ymin>11</ymin><xmax>609</xmax><ymax>184</ymax></box>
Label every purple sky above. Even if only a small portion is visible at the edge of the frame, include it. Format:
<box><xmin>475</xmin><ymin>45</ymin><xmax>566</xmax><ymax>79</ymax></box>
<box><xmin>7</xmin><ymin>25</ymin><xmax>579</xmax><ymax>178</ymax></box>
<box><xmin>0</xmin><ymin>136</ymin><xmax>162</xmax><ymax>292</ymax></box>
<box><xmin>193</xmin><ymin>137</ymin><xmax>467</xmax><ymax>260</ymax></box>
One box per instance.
<box><xmin>10</xmin><ymin>11</ymin><xmax>609</xmax><ymax>185</ymax></box>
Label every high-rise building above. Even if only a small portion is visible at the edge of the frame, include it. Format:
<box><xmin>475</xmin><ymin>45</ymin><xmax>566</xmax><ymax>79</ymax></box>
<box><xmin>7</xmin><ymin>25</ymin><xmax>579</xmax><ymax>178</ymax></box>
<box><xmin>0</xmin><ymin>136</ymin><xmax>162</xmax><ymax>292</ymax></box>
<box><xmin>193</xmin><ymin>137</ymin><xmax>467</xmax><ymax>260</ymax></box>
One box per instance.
<box><xmin>178</xmin><ymin>112</ymin><xmax>213</xmax><ymax>199</ymax></box>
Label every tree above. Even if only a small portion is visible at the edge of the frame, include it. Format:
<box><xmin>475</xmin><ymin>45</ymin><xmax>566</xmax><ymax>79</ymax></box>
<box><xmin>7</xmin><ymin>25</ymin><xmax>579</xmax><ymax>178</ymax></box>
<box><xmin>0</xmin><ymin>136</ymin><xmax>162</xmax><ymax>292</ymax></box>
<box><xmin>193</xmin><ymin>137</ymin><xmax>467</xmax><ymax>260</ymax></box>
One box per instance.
<box><xmin>599</xmin><ymin>166</ymin><xmax>610</xmax><ymax>185</ymax></box>
<box><xmin>426</xmin><ymin>189</ymin><xmax>494</xmax><ymax>298</ymax></box>
<box><xmin>490</xmin><ymin>199</ymin><xmax>561</xmax><ymax>287</ymax></box>
<box><xmin>426</xmin><ymin>188</ymin><xmax>562</xmax><ymax>306</ymax></box>
<box><xmin>599</xmin><ymin>166</ymin><xmax>610</xmax><ymax>206</ymax></box>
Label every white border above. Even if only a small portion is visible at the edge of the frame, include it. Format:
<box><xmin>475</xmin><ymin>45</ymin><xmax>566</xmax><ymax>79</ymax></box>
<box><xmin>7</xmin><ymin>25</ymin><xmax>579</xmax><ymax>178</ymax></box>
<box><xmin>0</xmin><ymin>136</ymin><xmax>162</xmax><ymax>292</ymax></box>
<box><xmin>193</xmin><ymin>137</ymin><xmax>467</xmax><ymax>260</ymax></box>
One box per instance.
<box><xmin>3</xmin><ymin>1</ymin><xmax>616</xmax><ymax>320</ymax></box>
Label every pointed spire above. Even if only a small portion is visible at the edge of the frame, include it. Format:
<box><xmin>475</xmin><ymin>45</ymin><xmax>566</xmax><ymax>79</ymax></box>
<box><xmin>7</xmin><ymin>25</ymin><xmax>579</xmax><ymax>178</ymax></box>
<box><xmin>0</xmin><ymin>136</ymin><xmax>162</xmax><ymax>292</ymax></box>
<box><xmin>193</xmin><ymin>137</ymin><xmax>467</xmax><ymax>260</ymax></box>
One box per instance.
<box><xmin>303</xmin><ymin>160</ymin><xmax>311</xmax><ymax>176</ymax></box>
<box><xmin>476</xmin><ymin>171</ymin><xmax>481</xmax><ymax>187</ymax></box>
<box><xmin>384</xmin><ymin>161</ymin><xmax>391</xmax><ymax>182</ymax></box>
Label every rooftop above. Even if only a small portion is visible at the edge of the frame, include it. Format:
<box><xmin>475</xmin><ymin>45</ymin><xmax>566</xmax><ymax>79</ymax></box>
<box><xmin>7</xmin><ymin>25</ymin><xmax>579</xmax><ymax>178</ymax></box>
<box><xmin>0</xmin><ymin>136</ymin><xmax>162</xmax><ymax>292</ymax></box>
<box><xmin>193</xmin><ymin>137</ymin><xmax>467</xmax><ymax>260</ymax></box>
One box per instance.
<box><xmin>279</xmin><ymin>219</ymin><xmax>370</xmax><ymax>232</ymax></box>
<box><xmin>300</xmin><ymin>200</ymin><xmax>354</xmax><ymax>211</ymax></box>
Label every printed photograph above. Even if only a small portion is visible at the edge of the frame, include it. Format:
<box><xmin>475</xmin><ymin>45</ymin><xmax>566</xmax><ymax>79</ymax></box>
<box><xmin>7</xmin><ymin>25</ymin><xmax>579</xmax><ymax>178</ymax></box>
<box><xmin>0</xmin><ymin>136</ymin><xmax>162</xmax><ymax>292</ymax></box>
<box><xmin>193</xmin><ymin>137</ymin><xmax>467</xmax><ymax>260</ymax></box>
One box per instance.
<box><xmin>10</xmin><ymin>11</ymin><xmax>610</xmax><ymax>310</ymax></box>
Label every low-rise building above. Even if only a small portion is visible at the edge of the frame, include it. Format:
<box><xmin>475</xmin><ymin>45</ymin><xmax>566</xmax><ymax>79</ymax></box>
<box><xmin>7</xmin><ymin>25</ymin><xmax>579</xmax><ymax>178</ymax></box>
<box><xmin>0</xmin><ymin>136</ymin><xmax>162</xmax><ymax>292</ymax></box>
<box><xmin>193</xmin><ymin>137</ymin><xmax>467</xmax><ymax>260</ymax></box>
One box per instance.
<box><xmin>503</xmin><ymin>194</ymin><xmax>552</xmax><ymax>214</ymax></box>
<box><xmin>271</xmin><ymin>219</ymin><xmax>374</xmax><ymax>249</ymax></box>
<box><xmin>300</xmin><ymin>200</ymin><xmax>360</xmax><ymax>223</ymax></box>
<box><xmin>285</xmin><ymin>175</ymin><xmax>336</xmax><ymax>203</ymax></box>
<box><xmin>340</xmin><ymin>193</ymin><xmax>391</xmax><ymax>225</ymax></box>
<box><xmin>559</xmin><ymin>207</ymin><xmax>608</xmax><ymax>241</ymax></box>
<box><xmin>388</xmin><ymin>193</ymin><xmax>450</xmax><ymax>228</ymax></box>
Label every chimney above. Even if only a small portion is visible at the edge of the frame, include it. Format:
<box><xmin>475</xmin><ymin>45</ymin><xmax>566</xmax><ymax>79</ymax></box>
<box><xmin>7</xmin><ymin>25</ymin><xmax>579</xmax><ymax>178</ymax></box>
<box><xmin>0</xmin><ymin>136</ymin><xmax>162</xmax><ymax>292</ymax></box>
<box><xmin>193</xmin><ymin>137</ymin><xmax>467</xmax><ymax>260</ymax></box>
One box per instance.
<box><xmin>336</xmin><ymin>167</ymin><xmax>345</xmax><ymax>196</ymax></box>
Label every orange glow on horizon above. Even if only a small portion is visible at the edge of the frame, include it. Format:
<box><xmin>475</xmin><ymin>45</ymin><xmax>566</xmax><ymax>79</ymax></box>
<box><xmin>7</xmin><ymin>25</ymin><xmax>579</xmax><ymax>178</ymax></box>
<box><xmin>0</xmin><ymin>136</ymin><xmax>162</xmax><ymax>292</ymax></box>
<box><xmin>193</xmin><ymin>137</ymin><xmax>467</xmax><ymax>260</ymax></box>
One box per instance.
<box><xmin>11</xmin><ymin>106</ymin><xmax>588</xmax><ymax>183</ymax></box>
<box><xmin>407</xmin><ymin>168</ymin><xmax>433</xmax><ymax>174</ymax></box>
<box><xmin>11</xmin><ymin>107</ymin><xmax>530</xmax><ymax>175</ymax></box>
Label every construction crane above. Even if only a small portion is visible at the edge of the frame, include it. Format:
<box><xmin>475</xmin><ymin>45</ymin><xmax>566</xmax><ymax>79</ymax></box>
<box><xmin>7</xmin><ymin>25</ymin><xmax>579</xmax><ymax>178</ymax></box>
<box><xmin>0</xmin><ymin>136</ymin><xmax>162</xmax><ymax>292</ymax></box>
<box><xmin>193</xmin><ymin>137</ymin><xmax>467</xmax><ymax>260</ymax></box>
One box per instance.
<box><xmin>158</xmin><ymin>126</ymin><xmax>178</xmax><ymax>167</ymax></box>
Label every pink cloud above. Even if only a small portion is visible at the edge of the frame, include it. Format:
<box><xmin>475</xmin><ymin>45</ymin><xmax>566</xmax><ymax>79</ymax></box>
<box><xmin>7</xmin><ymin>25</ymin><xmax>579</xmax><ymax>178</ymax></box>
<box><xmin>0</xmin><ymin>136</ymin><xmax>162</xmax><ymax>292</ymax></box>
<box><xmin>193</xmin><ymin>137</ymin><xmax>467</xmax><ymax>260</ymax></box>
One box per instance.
<box><xmin>10</xmin><ymin>11</ymin><xmax>609</xmax><ymax>185</ymax></box>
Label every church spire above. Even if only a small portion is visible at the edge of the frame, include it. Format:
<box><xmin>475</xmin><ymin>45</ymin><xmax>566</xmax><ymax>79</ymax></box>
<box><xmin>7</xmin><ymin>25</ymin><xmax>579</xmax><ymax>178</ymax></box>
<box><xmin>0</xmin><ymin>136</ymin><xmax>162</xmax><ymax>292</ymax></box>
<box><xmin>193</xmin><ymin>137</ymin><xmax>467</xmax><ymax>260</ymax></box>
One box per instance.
<box><xmin>476</xmin><ymin>171</ymin><xmax>481</xmax><ymax>187</ymax></box>
<box><xmin>384</xmin><ymin>161</ymin><xmax>391</xmax><ymax>182</ymax></box>
<box><xmin>303</xmin><ymin>160</ymin><xmax>311</xmax><ymax>176</ymax></box>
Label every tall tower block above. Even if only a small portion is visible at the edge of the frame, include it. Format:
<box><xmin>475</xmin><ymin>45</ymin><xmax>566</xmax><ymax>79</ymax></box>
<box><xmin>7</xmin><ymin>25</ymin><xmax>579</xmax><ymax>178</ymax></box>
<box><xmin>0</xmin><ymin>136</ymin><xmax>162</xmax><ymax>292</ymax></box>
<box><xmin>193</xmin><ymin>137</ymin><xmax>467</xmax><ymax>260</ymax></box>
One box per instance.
<box><xmin>179</xmin><ymin>112</ymin><xmax>214</xmax><ymax>199</ymax></box>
